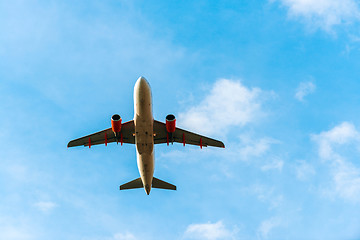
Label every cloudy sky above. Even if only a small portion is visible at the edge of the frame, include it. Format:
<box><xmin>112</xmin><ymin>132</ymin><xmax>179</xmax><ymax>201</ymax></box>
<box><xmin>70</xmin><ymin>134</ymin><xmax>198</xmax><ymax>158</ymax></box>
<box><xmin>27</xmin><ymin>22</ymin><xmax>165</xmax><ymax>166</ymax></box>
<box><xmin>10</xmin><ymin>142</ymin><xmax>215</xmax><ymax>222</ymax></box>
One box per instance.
<box><xmin>1</xmin><ymin>0</ymin><xmax>360</xmax><ymax>239</ymax></box>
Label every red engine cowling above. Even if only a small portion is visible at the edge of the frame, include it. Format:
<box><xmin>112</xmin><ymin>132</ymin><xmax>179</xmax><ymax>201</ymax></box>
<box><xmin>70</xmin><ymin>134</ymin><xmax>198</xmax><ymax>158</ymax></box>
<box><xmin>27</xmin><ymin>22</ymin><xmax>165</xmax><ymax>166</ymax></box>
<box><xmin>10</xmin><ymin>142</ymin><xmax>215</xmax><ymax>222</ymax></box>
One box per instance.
<box><xmin>111</xmin><ymin>114</ymin><xmax>122</xmax><ymax>133</ymax></box>
<box><xmin>166</xmin><ymin>114</ymin><xmax>176</xmax><ymax>133</ymax></box>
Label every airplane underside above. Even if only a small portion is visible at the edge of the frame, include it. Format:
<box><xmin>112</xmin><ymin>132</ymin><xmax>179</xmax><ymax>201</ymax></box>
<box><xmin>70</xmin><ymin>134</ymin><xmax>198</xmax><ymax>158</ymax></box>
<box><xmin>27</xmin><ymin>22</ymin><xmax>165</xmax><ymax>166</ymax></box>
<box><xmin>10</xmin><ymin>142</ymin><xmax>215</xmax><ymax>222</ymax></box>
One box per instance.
<box><xmin>67</xmin><ymin>76</ymin><xmax>225</xmax><ymax>195</ymax></box>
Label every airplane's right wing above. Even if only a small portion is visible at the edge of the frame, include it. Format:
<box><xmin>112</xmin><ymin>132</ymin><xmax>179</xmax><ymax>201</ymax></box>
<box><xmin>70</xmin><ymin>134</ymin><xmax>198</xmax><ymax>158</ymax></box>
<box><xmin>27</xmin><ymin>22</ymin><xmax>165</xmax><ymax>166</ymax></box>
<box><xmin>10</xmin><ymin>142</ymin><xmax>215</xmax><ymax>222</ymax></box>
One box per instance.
<box><xmin>153</xmin><ymin>120</ymin><xmax>225</xmax><ymax>148</ymax></box>
<box><xmin>67</xmin><ymin>120</ymin><xmax>135</xmax><ymax>148</ymax></box>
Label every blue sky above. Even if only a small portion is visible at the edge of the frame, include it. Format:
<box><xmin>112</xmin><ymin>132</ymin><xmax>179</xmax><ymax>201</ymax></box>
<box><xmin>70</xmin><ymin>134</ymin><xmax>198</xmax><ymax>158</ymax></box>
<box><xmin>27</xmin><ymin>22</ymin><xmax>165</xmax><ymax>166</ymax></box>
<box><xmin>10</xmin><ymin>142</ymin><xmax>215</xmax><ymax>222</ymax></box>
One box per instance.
<box><xmin>1</xmin><ymin>0</ymin><xmax>360</xmax><ymax>239</ymax></box>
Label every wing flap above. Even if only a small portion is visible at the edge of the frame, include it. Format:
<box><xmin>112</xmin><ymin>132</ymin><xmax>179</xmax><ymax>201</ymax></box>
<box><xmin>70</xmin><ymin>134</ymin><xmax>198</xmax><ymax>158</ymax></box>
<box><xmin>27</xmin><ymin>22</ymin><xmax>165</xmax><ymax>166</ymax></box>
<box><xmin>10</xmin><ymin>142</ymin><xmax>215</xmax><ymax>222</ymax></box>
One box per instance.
<box><xmin>68</xmin><ymin>120</ymin><xmax>135</xmax><ymax>147</ymax></box>
<box><xmin>153</xmin><ymin>120</ymin><xmax>225</xmax><ymax>148</ymax></box>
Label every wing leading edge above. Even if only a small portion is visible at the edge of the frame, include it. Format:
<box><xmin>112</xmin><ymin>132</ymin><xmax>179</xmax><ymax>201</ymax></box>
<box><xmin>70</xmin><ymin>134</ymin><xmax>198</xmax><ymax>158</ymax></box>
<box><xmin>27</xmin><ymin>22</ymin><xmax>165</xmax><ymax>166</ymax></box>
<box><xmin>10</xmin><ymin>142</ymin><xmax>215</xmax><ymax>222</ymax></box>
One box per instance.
<box><xmin>67</xmin><ymin>120</ymin><xmax>135</xmax><ymax>147</ymax></box>
<box><xmin>68</xmin><ymin>119</ymin><xmax>224</xmax><ymax>148</ymax></box>
<box><xmin>153</xmin><ymin>120</ymin><xmax>225</xmax><ymax>148</ymax></box>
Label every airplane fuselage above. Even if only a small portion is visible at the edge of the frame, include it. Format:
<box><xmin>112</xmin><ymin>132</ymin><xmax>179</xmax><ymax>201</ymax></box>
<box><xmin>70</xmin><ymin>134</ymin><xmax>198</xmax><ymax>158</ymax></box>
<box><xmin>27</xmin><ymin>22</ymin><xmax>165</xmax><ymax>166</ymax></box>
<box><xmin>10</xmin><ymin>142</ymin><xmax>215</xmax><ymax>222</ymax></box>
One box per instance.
<box><xmin>68</xmin><ymin>76</ymin><xmax>225</xmax><ymax>195</ymax></box>
<box><xmin>134</xmin><ymin>77</ymin><xmax>154</xmax><ymax>195</ymax></box>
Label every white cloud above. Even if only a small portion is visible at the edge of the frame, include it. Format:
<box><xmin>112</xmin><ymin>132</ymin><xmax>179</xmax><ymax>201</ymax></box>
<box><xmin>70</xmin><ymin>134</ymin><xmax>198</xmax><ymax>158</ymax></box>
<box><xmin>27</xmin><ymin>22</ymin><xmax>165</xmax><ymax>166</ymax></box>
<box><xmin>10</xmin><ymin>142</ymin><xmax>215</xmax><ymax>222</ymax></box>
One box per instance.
<box><xmin>295</xmin><ymin>81</ymin><xmax>316</xmax><ymax>101</ymax></box>
<box><xmin>178</xmin><ymin>79</ymin><xmax>272</xmax><ymax>136</ymax></box>
<box><xmin>274</xmin><ymin>0</ymin><xmax>360</xmax><ymax>32</ymax></box>
<box><xmin>34</xmin><ymin>201</ymin><xmax>57</xmax><ymax>213</ymax></box>
<box><xmin>312</xmin><ymin>122</ymin><xmax>359</xmax><ymax>159</ymax></box>
<box><xmin>184</xmin><ymin>221</ymin><xmax>237</xmax><ymax>240</ymax></box>
<box><xmin>312</xmin><ymin>122</ymin><xmax>360</xmax><ymax>202</ymax></box>
<box><xmin>333</xmin><ymin>160</ymin><xmax>360</xmax><ymax>201</ymax></box>
<box><xmin>257</xmin><ymin>217</ymin><xmax>282</xmax><ymax>239</ymax></box>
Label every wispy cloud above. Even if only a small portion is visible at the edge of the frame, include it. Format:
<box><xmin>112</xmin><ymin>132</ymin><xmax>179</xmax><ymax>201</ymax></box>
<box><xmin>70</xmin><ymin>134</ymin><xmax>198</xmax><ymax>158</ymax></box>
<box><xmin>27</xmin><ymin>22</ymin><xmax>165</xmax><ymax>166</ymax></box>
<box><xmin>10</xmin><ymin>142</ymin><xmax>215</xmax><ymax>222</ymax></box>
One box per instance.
<box><xmin>257</xmin><ymin>217</ymin><xmax>282</xmax><ymax>239</ymax></box>
<box><xmin>0</xmin><ymin>0</ymin><xmax>187</xmax><ymax>111</ymax></box>
<box><xmin>34</xmin><ymin>201</ymin><xmax>57</xmax><ymax>213</ymax></box>
<box><xmin>295</xmin><ymin>81</ymin><xmax>316</xmax><ymax>101</ymax></box>
<box><xmin>178</xmin><ymin>79</ymin><xmax>273</xmax><ymax>136</ymax></box>
<box><xmin>0</xmin><ymin>226</ymin><xmax>34</xmax><ymax>240</ymax></box>
<box><xmin>312</xmin><ymin>122</ymin><xmax>360</xmax><ymax>202</ymax></box>
<box><xmin>250</xmin><ymin>185</ymin><xmax>284</xmax><ymax>210</ymax></box>
<box><xmin>81</xmin><ymin>232</ymin><xmax>137</xmax><ymax>240</ymax></box>
<box><xmin>295</xmin><ymin>160</ymin><xmax>315</xmax><ymax>181</ymax></box>
<box><xmin>183</xmin><ymin>221</ymin><xmax>237</xmax><ymax>240</ymax></box>
<box><xmin>236</xmin><ymin>136</ymin><xmax>279</xmax><ymax>161</ymax></box>
<box><xmin>273</xmin><ymin>0</ymin><xmax>360</xmax><ymax>32</ymax></box>
<box><xmin>113</xmin><ymin>232</ymin><xmax>137</xmax><ymax>240</ymax></box>
<box><xmin>5</xmin><ymin>164</ymin><xmax>28</xmax><ymax>181</ymax></box>
<box><xmin>0</xmin><ymin>216</ymin><xmax>36</xmax><ymax>240</ymax></box>
<box><xmin>333</xmin><ymin>160</ymin><xmax>360</xmax><ymax>201</ymax></box>
<box><xmin>261</xmin><ymin>158</ymin><xmax>284</xmax><ymax>172</ymax></box>
<box><xmin>312</xmin><ymin>122</ymin><xmax>359</xmax><ymax>159</ymax></box>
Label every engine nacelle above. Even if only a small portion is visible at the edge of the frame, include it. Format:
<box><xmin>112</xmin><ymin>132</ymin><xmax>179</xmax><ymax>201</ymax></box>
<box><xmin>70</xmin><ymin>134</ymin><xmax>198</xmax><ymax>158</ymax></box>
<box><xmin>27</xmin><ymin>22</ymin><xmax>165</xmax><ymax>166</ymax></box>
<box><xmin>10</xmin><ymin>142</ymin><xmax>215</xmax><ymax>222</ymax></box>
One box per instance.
<box><xmin>111</xmin><ymin>114</ymin><xmax>122</xmax><ymax>134</ymax></box>
<box><xmin>166</xmin><ymin>114</ymin><xmax>176</xmax><ymax>133</ymax></box>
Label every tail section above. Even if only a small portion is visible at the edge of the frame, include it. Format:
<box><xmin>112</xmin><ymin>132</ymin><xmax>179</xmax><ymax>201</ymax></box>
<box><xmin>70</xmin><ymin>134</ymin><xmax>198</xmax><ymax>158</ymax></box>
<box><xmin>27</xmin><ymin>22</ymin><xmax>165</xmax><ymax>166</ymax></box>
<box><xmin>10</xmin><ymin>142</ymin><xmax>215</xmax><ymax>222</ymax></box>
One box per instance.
<box><xmin>120</xmin><ymin>178</ymin><xmax>143</xmax><ymax>190</ymax></box>
<box><xmin>152</xmin><ymin>177</ymin><xmax>176</xmax><ymax>190</ymax></box>
<box><xmin>119</xmin><ymin>177</ymin><xmax>176</xmax><ymax>192</ymax></box>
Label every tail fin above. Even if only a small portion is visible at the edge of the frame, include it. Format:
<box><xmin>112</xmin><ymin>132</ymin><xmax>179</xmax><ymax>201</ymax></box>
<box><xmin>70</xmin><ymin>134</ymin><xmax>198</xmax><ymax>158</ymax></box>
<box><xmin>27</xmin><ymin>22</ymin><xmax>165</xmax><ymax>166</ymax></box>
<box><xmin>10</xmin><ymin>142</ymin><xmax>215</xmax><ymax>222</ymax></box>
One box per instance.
<box><xmin>152</xmin><ymin>177</ymin><xmax>176</xmax><ymax>190</ymax></box>
<box><xmin>120</xmin><ymin>178</ymin><xmax>143</xmax><ymax>190</ymax></box>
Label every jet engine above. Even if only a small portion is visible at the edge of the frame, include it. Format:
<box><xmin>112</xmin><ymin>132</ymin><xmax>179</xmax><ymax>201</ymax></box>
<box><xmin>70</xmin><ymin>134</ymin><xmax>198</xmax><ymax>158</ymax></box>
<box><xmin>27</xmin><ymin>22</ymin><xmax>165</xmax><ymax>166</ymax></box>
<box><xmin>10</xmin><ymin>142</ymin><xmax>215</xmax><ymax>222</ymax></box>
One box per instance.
<box><xmin>166</xmin><ymin>114</ymin><xmax>176</xmax><ymax>133</ymax></box>
<box><xmin>111</xmin><ymin>114</ymin><xmax>122</xmax><ymax>134</ymax></box>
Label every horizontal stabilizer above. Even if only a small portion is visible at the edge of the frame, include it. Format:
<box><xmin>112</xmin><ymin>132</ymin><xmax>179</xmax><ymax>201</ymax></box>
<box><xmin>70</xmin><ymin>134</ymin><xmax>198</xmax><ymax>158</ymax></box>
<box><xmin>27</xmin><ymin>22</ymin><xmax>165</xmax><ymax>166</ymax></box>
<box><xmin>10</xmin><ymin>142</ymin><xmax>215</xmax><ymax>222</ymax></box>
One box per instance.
<box><xmin>120</xmin><ymin>178</ymin><xmax>143</xmax><ymax>190</ymax></box>
<box><xmin>120</xmin><ymin>177</ymin><xmax>176</xmax><ymax>191</ymax></box>
<box><xmin>152</xmin><ymin>177</ymin><xmax>176</xmax><ymax>190</ymax></box>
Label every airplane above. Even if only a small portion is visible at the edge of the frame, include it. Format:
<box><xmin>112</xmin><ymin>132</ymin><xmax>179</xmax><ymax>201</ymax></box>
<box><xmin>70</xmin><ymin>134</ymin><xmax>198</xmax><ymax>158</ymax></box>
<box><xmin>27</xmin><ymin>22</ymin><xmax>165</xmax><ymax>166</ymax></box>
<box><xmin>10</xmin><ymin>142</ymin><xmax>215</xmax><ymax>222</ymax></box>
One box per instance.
<box><xmin>67</xmin><ymin>77</ymin><xmax>225</xmax><ymax>195</ymax></box>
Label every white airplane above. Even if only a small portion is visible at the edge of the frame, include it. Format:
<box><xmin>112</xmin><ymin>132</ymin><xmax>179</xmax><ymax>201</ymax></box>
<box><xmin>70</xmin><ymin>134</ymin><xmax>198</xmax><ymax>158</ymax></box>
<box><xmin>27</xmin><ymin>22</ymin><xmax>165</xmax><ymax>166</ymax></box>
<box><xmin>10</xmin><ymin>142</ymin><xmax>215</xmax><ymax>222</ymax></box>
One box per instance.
<box><xmin>68</xmin><ymin>77</ymin><xmax>225</xmax><ymax>195</ymax></box>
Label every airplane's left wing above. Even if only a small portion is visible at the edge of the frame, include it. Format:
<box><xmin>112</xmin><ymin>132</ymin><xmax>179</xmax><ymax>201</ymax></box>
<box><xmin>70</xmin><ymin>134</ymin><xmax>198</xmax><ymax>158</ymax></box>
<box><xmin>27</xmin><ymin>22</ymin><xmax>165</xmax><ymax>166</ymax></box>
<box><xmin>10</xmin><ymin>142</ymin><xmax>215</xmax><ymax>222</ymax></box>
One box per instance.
<box><xmin>153</xmin><ymin>120</ymin><xmax>225</xmax><ymax>148</ymax></box>
<box><xmin>67</xmin><ymin>120</ymin><xmax>135</xmax><ymax>147</ymax></box>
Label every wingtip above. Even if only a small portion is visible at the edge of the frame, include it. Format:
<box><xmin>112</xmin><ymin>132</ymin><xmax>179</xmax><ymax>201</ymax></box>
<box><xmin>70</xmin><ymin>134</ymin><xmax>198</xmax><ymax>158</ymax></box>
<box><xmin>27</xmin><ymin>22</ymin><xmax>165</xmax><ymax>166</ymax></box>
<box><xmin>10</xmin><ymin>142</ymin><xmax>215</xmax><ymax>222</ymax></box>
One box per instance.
<box><xmin>67</xmin><ymin>141</ymin><xmax>75</xmax><ymax>148</ymax></box>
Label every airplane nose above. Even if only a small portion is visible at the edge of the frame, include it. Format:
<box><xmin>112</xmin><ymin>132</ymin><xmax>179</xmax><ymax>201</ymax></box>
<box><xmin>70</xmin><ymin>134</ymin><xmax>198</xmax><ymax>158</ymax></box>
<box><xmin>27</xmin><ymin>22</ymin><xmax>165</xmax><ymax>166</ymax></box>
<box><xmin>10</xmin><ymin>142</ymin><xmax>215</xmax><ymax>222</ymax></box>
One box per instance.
<box><xmin>136</xmin><ymin>76</ymin><xmax>150</xmax><ymax>92</ymax></box>
<box><xmin>137</xmin><ymin>76</ymin><xmax>147</xmax><ymax>85</ymax></box>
